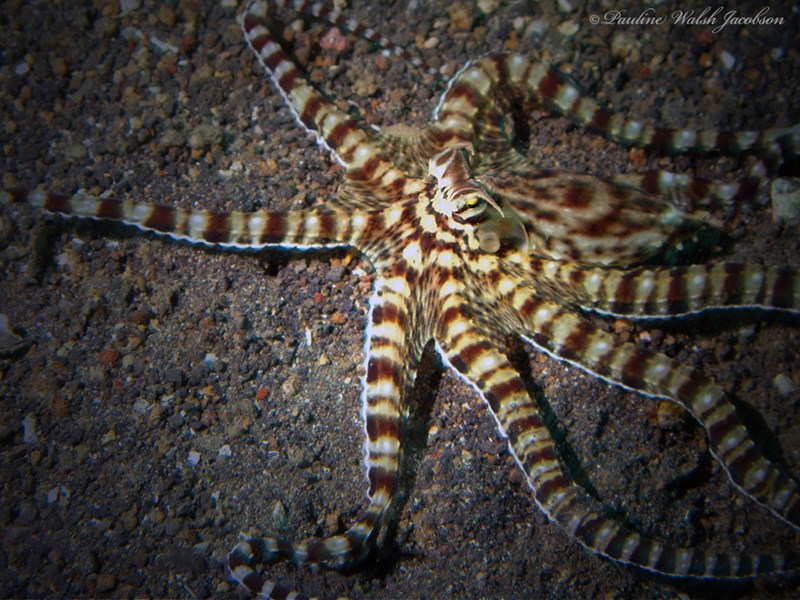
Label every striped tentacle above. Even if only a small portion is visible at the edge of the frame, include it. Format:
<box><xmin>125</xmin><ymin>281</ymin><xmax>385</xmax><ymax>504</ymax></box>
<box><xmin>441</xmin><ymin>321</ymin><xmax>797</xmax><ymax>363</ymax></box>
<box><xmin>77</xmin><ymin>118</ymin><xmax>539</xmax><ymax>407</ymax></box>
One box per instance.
<box><xmin>371</xmin><ymin>126</ymin><xmax>447</xmax><ymax>178</ymax></box>
<box><xmin>431</xmin><ymin>55</ymin><xmax>509</xmax><ymax>150</ymax></box>
<box><xmin>501</xmin><ymin>54</ymin><xmax>800</xmax><ymax>157</ymax></box>
<box><xmin>437</xmin><ymin>311</ymin><xmax>799</xmax><ymax>578</ymax></box>
<box><xmin>537</xmin><ymin>68</ymin><xmax>799</xmax><ymax>158</ymax></box>
<box><xmin>508</xmin><ymin>288</ymin><xmax>800</xmax><ymax>530</ymax></box>
<box><xmin>610</xmin><ymin>169</ymin><xmax>763</xmax><ymax>217</ymax></box>
<box><xmin>241</xmin><ymin>1</ymin><xmax>416</xmax><ymax>197</ymax></box>
<box><xmin>431</xmin><ymin>66</ymin><xmax>527</xmax><ymax>169</ymax></box>
<box><xmin>432</xmin><ymin>53</ymin><xmax>800</xmax><ymax>160</ymax></box>
<box><xmin>1</xmin><ymin>188</ymin><xmax>363</xmax><ymax>249</ymax></box>
<box><xmin>230</xmin><ymin>275</ymin><xmax>418</xmax><ymax>597</ymax></box>
<box><xmin>538</xmin><ymin>261</ymin><xmax>800</xmax><ymax>318</ymax></box>
<box><xmin>371</xmin><ymin>121</ymin><xmax>526</xmax><ymax>179</ymax></box>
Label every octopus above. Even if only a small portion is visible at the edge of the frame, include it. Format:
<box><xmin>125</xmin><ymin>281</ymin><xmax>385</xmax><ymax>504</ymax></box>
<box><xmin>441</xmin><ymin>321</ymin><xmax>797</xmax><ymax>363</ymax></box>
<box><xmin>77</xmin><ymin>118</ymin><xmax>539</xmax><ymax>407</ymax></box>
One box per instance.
<box><xmin>1</xmin><ymin>1</ymin><xmax>798</xmax><ymax>597</ymax></box>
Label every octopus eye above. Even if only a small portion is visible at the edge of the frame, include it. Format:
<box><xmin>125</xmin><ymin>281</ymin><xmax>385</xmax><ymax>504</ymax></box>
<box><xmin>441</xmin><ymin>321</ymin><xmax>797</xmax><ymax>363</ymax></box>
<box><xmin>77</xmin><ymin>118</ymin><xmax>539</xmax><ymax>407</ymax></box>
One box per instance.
<box><xmin>457</xmin><ymin>196</ymin><xmax>488</xmax><ymax>223</ymax></box>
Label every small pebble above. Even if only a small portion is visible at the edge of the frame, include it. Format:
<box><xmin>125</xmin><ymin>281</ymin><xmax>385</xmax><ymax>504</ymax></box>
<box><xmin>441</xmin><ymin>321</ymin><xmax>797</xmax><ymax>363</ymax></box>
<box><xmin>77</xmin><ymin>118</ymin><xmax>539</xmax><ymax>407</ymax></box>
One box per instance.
<box><xmin>120</xmin><ymin>0</ymin><xmax>141</xmax><ymax>15</ymax></box>
<box><xmin>772</xmin><ymin>374</ymin><xmax>795</xmax><ymax>398</ymax></box>
<box><xmin>158</xmin><ymin>5</ymin><xmax>176</xmax><ymax>27</ymax></box>
<box><xmin>656</xmin><ymin>400</ymin><xmax>684</xmax><ymax>430</ymax></box>
<box><xmin>157</xmin><ymin>128</ymin><xmax>186</xmax><ymax>151</ymax></box>
<box><xmin>95</xmin><ymin>572</ymin><xmax>116</xmax><ymax>594</ymax></box>
<box><xmin>46</xmin><ymin>485</ymin><xmax>69</xmax><ymax>505</ymax></box>
<box><xmin>771</xmin><ymin>178</ymin><xmax>800</xmax><ymax>225</ymax></box>
<box><xmin>719</xmin><ymin>50</ymin><xmax>736</xmax><ymax>71</ymax></box>
<box><xmin>738</xmin><ymin>324</ymin><xmax>756</xmax><ymax>341</ymax></box>
<box><xmin>50</xmin><ymin>57</ymin><xmax>68</xmax><ymax>77</ymax></box>
<box><xmin>101</xmin><ymin>428</ymin><xmax>117</xmax><ymax>445</ymax></box>
<box><xmin>187</xmin><ymin>450</ymin><xmax>201</xmax><ymax>466</ymax></box>
<box><xmin>121</xmin><ymin>352</ymin><xmax>139</xmax><ymax>370</ymax></box>
<box><xmin>64</xmin><ymin>143</ymin><xmax>88</xmax><ymax>162</ymax></box>
<box><xmin>352</xmin><ymin>73</ymin><xmax>377</xmax><ymax>97</ymax></box>
<box><xmin>46</xmin><ymin>487</ymin><xmax>61</xmax><ymax>504</ymax></box>
<box><xmin>188</xmin><ymin>124</ymin><xmax>222</xmax><ymax>150</ymax></box>
<box><xmin>448</xmin><ymin>5</ymin><xmax>472</xmax><ymax>31</ymax></box>
<box><xmin>270</xmin><ymin>501</ymin><xmax>288</xmax><ymax>529</ymax></box>
<box><xmin>557</xmin><ymin>0</ymin><xmax>574</xmax><ymax>14</ymax></box>
<box><xmin>611</xmin><ymin>33</ymin><xmax>638</xmax><ymax>60</ymax></box>
<box><xmin>132</xmin><ymin>398</ymin><xmax>151</xmax><ymax>415</ymax></box>
<box><xmin>22</xmin><ymin>412</ymin><xmax>38</xmax><ymax>444</ymax></box>
<box><xmin>218</xmin><ymin>444</ymin><xmax>232</xmax><ymax>458</ymax></box>
<box><xmin>525</xmin><ymin>18</ymin><xmax>548</xmax><ymax>38</ymax></box>
<box><xmin>556</xmin><ymin>20</ymin><xmax>579</xmax><ymax>39</ymax></box>
<box><xmin>98</xmin><ymin>348</ymin><xmax>120</xmax><ymax>367</ymax></box>
<box><xmin>320</xmin><ymin>27</ymin><xmax>347</xmax><ymax>52</ymax></box>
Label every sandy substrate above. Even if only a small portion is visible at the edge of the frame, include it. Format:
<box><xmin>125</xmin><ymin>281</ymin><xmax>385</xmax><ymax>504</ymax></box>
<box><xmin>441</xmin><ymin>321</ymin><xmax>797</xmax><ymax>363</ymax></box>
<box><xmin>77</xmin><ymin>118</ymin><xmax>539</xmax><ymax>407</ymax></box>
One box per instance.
<box><xmin>1</xmin><ymin>0</ymin><xmax>799</xmax><ymax>597</ymax></box>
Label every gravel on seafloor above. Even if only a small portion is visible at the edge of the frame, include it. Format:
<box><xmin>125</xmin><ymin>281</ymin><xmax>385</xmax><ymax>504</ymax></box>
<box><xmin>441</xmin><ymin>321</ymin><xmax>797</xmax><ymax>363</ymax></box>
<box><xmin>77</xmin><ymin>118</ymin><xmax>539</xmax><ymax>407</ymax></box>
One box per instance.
<box><xmin>1</xmin><ymin>1</ymin><xmax>798</xmax><ymax>598</ymax></box>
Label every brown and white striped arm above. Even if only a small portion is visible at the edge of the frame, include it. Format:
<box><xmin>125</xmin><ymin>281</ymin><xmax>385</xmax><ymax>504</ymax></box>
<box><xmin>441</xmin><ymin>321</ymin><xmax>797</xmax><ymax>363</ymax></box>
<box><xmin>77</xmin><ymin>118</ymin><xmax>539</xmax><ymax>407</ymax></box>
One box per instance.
<box><xmin>1</xmin><ymin>188</ymin><xmax>370</xmax><ymax>250</ymax></box>
<box><xmin>242</xmin><ymin>0</ymin><xmax>442</xmax><ymax>179</ymax></box>
<box><xmin>609</xmin><ymin>166</ymin><xmax>772</xmax><ymax>218</ymax></box>
<box><xmin>229</xmin><ymin>269</ymin><xmax>419</xmax><ymax>598</ymax></box>
<box><xmin>508</xmin><ymin>290</ymin><xmax>800</xmax><ymax>531</ymax></box>
<box><xmin>538</xmin><ymin>261</ymin><xmax>800</xmax><ymax>318</ymax></box>
<box><xmin>437</xmin><ymin>309</ymin><xmax>799</xmax><ymax>578</ymax></box>
<box><xmin>240</xmin><ymin>1</ymin><xmax>415</xmax><ymax>197</ymax></box>
<box><xmin>433</xmin><ymin>53</ymin><xmax>800</xmax><ymax>162</ymax></box>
